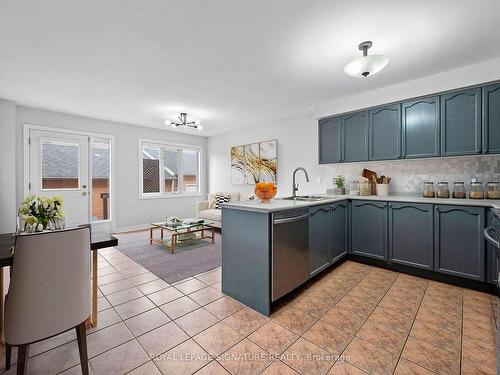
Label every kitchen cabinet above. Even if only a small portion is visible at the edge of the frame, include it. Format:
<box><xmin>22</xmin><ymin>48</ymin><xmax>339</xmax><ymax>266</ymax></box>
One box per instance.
<box><xmin>350</xmin><ymin>200</ymin><xmax>387</xmax><ymax>260</ymax></box>
<box><xmin>369</xmin><ymin>104</ymin><xmax>401</xmax><ymax>160</ymax></box>
<box><xmin>482</xmin><ymin>83</ymin><xmax>500</xmax><ymax>154</ymax></box>
<box><xmin>402</xmin><ymin>96</ymin><xmax>440</xmax><ymax>158</ymax></box>
<box><xmin>388</xmin><ymin>202</ymin><xmax>433</xmax><ymax>270</ymax></box>
<box><xmin>434</xmin><ymin>205</ymin><xmax>485</xmax><ymax>281</ymax></box>
<box><xmin>330</xmin><ymin>200</ymin><xmax>348</xmax><ymax>262</ymax></box>
<box><xmin>486</xmin><ymin>210</ymin><xmax>499</xmax><ymax>284</ymax></box>
<box><xmin>318</xmin><ymin>117</ymin><xmax>342</xmax><ymax>163</ymax></box>
<box><xmin>342</xmin><ymin>111</ymin><xmax>368</xmax><ymax>162</ymax></box>
<box><xmin>441</xmin><ymin>88</ymin><xmax>481</xmax><ymax>156</ymax></box>
<box><xmin>309</xmin><ymin>205</ymin><xmax>331</xmax><ymax>276</ymax></box>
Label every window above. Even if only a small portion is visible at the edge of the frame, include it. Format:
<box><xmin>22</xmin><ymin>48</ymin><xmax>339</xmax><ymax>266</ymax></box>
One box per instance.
<box><xmin>140</xmin><ymin>141</ymin><xmax>200</xmax><ymax>197</ymax></box>
<box><xmin>41</xmin><ymin>141</ymin><xmax>80</xmax><ymax>189</ymax></box>
<box><xmin>91</xmin><ymin>138</ymin><xmax>111</xmax><ymax>222</ymax></box>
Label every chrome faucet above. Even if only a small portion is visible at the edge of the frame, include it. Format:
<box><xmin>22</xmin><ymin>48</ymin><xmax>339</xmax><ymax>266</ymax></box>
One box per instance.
<box><xmin>292</xmin><ymin>167</ymin><xmax>310</xmax><ymax>198</ymax></box>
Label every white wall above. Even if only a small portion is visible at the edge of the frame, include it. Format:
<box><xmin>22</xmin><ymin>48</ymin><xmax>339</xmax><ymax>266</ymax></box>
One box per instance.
<box><xmin>208</xmin><ymin>58</ymin><xmax>500</xmax><ymax>196</ymax></box>
<box><xmin>0</xmin><ymin>99</ymin><xmax>17</xmax><ymax>232</ymax></box>
<box><xmin>14</xmin><ymin>106</ymin><xmax>207</xmax><ymax>231</ymax></box>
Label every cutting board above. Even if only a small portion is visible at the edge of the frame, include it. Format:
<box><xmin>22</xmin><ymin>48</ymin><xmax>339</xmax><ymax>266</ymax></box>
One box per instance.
<box><xmin>362</xmin><ymin>168</ymin><xmax>377</xmax><ymax>195</ymax></box>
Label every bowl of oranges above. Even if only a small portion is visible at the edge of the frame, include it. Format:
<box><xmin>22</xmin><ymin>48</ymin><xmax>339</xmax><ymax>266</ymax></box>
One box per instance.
<box><xmin>255</xmin><ymin>182</ymin><xmax>277</xmax><ymax>203</ymax></box>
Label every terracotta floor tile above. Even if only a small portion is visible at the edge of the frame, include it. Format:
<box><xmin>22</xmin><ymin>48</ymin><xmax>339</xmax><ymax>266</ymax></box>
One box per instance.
<box><xmin>89</xmin><ymin>340</ymin><xmax>149</xmax><ymax>375</ymax></box>
<box><xmin>223</xmin><ymin>307</ymin><xmax>269</xmax><ymax>336</ymax></box>
<box><xmin>193</xmin><ymin>321</ymin><xmax>243</xmax><ymax>357</ymax></box>
<box><xmin>321</xmin><ymin>306</ymin><xmax>366</xmax><ymax>335</ymax></box>
<box><xmin>154</xmin><ymin>339</ymin><xmax>211</xmax><ymax>374</ymax></box>
<box><xmin>136</xmin><ymin>279</ymin><xmax>170</xmax><ymax>295</ymax></box>
<box><xmin>124</xmin><ymin>308</ymin><xmax>171</xmax><ymax>337</ymax></box>
<box><xmin>195</xmin><ymin>269</ymin><xmax>222</xmax><ymax>285</ymax></box>
<box><xmin>205</xmin><ymin>296</ymin><xmax>245</xmax><ymax>319</ymax></box>
<box><xmin>347</xmin><ymin>285</ymin><xmax>385</xmax><ymax>304</ymax></box>
<box><xmin>261</xmin><ymin>360</ymin><xmax>300</xmax><ymax>374</ymax></box>
<box><xmin>327</xmin><ymin>361</ymin><xmax>367</xmax><ymax>375</ymax></box>
<box><xmin>248</xmin><ymin>321</ymin><xmax>299</xmax><ymax>355</ymax></box>
<box><xmin>343</xmin><ymin>337</ymin><xmax>398</xmax><ymax>375</ymax></box>
<box><xmin>175</xmin><ymin>278</ymin><xmax>209</xmax><ymax>294</ymax></box>
<box><xmin>160</xmin><ymin>296</ymin><xmax>201</xmax><ymax>319</ymax></box>
<box><xmin>409</xmin><ymin>318</ymin><xmax>461</xmax><ymax>354</ymax></box>
<box><xmin>303</xmin><ymin>320</ymin><xmax>353</xmax><ymax>355</ymax></box>
<box><xmin>219</xmin><ymin>338</ymin><xmax>272</xmax><ymax>375</ymax></box>
<box><xmin>368</xmin><ymin>306</ymin><xmax>413</xmax><ymax>333</ymax></box>
<box><xmin>460</xmin><ymin>358</ymin><xmax>496</xmax><ymax>375</ymax></box>
<box><xmin>195</xmin><ymin>360</ymin><xmax>230</xmax><ymax>374</ymax></box>
<box><xmin>127</xmin><ymin>361</ymin><xmax>162</xmax><ymax>374</ymax></box>
<box><xmin>86</xmin><ymin>321</ymin><xmax>134</xmax><ymax>358</ymax></box>
<box><xmin>335</xmin><ymin>295</ymin><xmax>376</xmax><ymax>318</ymax></box>
<box><xmin>462</xmin><ymin>317</ymin><xmax>496</xmax><ymax>341</ymax></box>
<box><xmin>148</xmin><ymin>287</ymin><xmax>184</xmax><ymax>306</ymax></box>
<box><xmin>114</xmin><ymin>296</ymin><xmax>156</xmax><ymax>320</ymax></box>
<box><xmin>137</xmin><ymin>321</ymin><xmax>189</xmax><ymax>356</ymax></box>
<box><xmin>393</xmin><ymin>358</ymin><xmax>436</xmax><ymax>375</ymax></box>
<box><xmin>356</xmin><ymin>319</ymin><xmax>407</xmax><ymax>355</ymax></box>
<box><xmin>291</xmin><ymin>291</ymin><xmax>335</xmax><ymax>318</ymax></box>
<box><xmin>414</xmin><ymin>309</ymin><xmax>461</xmax><ymax>334</ymax></box>
<box><xmin>272</xmin><ymin>307</ymin><xmax>317</xmax><ymax>335</ymax></box>
<box><xmin>402</xmin><ymin>336</ymin><xmax>460</xmax><ymax>375</ymax></box>
<box><xmin>378</xmin><ymin>294</ymin><xmax>419</xmax><ymax>317</ymax></box>
<box><xmin>462</xmin><ymin>335</ymin><xmax>496</xmax><ymax>369</ymax></box>
<box><xmin>282</xmin><ymin>337</ymin><xmax>336</xmax><ymax>375</ymax></box>
<box><xmin>175</xmin><ymin>308</ymin><xmax>220</xmax><ymax>336</ymax></box>
<box><xmin>189</xmin><ymin>286</ymin><xmax>224</xmax><ymax>305</ymax></box>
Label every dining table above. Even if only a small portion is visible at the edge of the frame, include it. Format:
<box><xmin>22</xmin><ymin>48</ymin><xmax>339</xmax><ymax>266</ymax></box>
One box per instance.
<box><xmin>0</xmin><ymin>231</ymin><xmax>118</xmax><ymax>341</ymax></box>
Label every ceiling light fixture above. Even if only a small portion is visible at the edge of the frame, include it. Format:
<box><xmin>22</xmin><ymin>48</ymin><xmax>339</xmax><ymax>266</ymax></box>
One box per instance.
<box><xmin>344</xmin><ymin>41</ymin><xmax>389</xmax><ymax>78</ymax></box>
<box><xmin>165</xmin><ymin>113</ymin><xmax>202</xmax><ymax>130</ymax></box>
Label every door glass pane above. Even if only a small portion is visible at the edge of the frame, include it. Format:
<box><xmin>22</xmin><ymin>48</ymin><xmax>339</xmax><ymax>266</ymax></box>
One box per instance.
<box><xmin>183</xmin><ymin>149</ymin><xmax>198</xmax><ymax>193</ymax></box>
<box><xmin>42</xmin><ymin>141</ymin><xmax>79</xmax><ymax>189</ymax></box>
<box><xmin>142</xmin><ymin>147</ymin><xmax>160</xmax><ymax>193</ymax></box>
<box><xmin>92</xmin><ymin>138</ymin><xmax>110</xmax><ymax>222</ymax></box>
<box><xmin>164</xmin><ymin>149</ymin><xmax>179</xmax><ymax>192</ymax></box>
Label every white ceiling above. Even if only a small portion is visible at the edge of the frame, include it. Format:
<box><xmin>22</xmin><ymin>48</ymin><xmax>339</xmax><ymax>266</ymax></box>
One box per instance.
<box><xmin>1</xmin><ymin>0</ymin><xmax>500</xmax><ymax>136</ymax></box>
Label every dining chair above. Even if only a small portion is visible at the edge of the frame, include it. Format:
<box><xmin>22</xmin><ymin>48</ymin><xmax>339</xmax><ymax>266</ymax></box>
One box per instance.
<box><xmin>4</xmin><ymin>227</ymin><xmax>91</xmax><ymax>375</ymax></box>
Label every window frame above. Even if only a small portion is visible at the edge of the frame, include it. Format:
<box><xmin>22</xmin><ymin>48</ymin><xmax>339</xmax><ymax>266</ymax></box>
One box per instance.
<box><xmin>139</xmin><ymin>139</ymin><xmax>202</xmax><ymax>199</ymax></box>
<box><xmin>40</xmin><ymin>139</ymin><xmax>81</xmax><ymax>191</ymax></box>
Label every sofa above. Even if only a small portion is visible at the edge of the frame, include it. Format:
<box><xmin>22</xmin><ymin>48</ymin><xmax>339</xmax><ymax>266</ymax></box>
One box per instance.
<box><xmin>197</xmin><ymin>192</ymin><xmax>249</xmax><ymax>228</ymax></box>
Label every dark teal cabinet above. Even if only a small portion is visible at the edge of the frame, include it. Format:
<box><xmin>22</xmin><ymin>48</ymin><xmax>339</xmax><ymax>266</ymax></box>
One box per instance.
<box><xmin>309</xmin><ymin>205</ymin><xmax>331</xmax><ymax>276</ymax></box>
<box><xmin>369</xmin><ymin>104</ymin><xmax>401</xmax><ymax>160</ymax></box>
<box><xmin>330</xmin><ymin>201</ymin><xmax>348</xmax><ymax>262</ymax></box>
<box><xmin>350</xmin><ymin>200</ymin><xmax>387</xmax><ymax>260</ymax></box>
<box><xmin>402</xmin><ymin>96</ymin><xmax>440</xmax><ymax>158</ymax></box>
<box><xmin>388</xmin><ymin>202</ymin><xmax>433</xmax><ymax>270</ymax></box>
<box><xmin>342</xmin><ymin>111</ymin><xmax>368</xmax><ymax>162</ymax></box>
<box><xmin>434</xmin><ymin>205</ymin><xmax>485</xmax><ymax>281</ymax></box>
<box><xmin>441</xmin><ymin>88</ymin><xmax>481</xmax><ymax>156</ymax></box>
<box><xmin>319</xmin><ymin>117</ymin><xmax>342</xmax><ymax>163</ymax></box>
<box><xmin>486</xmin><ymin>210</ymin><xmax>498</xmax><ymax>284</ymax></box>
<box><xmin>482</xmin><ymin>83</ymin><xmax>500</xmax><ymax>154</ymax></box>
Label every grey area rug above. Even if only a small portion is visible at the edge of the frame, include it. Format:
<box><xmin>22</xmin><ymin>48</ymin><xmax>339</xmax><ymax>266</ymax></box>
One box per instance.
<box><xmin>114</xmin><ymin>229</ymin><xmax>221</xmax><ymax>284</ymax></box>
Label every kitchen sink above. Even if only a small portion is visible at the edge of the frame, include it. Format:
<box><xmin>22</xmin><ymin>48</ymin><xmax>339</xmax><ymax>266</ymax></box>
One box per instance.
<box><xmin>280</xmin><ymin>195</ymin><xmax>330</xmax><ymax>202</ymax></box>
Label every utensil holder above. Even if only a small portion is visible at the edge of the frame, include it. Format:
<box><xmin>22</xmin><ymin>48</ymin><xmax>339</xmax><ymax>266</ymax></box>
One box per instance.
<box><xmin>376</xmin><ymin>184</ymin><xmax>389</xmax><ymax>196</ymax></box>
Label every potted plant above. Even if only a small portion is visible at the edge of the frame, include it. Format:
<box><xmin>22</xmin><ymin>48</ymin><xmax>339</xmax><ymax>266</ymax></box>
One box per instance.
<box><xmin>334</xmin><ymin>175</ymin><xmax>346</xmax><ymax>195</ymax></box>
<box><xmin>19</xmin><ymin>195</ymin><xmax>64</xmax><ymax>232</ymax></box>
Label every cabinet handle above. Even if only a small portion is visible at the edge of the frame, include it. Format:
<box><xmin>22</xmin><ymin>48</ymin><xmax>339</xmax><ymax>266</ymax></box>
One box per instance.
<box><xmin>389</xmin><ymin>203</ymin><xmax>392</xmax><ymax>208</ymax></box>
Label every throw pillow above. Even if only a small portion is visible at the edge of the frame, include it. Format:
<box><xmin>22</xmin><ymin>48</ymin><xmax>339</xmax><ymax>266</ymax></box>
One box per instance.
<box><xmin>214</xmin><ymin>194</ymin><xmax>231</xmax><ymax>209</ymax></box>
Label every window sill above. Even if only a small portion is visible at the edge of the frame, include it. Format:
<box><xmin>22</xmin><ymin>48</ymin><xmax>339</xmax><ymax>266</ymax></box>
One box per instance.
<box><xmin>139</xmin><ymin>193</ymin><xmax>203</xmax><ymax>200</ymax></box>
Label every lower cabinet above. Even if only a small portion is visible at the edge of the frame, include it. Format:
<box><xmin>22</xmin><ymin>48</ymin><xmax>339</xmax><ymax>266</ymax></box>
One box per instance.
<box><xmin>330</xmin><ymin>201</ymin><xmax>348</xmax><ymax>262</ymax></box>
<box><xmin>486</xmin><ymin>210</ymin><xmax>499</xmax><ymax>284</ymax></box>
<box><xmin>309</xmin><ymin>205</ymin><xmax>331</xmax><ymax>276</ymax></box>
<box><xmin>388</xmin><ymin>203</ymin><xmax>433</xmax><ymax>270</ymax></box>
<box><xmin>434</xmin><ymin>205</ymin><xmax>485</xmax><ymax>281</ymax></box>
<box><xmin>350</xmin><ymin>200</ymin><xmax>388</xmax><ymax>260</ymax></box>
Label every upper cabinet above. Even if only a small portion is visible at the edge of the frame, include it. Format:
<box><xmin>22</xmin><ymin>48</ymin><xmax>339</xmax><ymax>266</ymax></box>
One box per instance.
<box><xmin>318</xmin><ymin>117</ymin><xmax>342</xmax><ymax>163</ymax></box>
<box><xmin>441</xmin><ymin>88</ymin><xmax>481</xmax><ymax>156</ymax></box>
<box><xmin>342</xmin><ymin>111</ymin><xmax>368</xmax><ymax>162</ymax></box>
<box><xmin>402</xmin><ymin>96</ymin><xmax>440</xmax><ymax>159</ymax></box>
<box><xmin>368</xmin><ymin>104</ymin><xmax>401</xmax><ymax>160</ymax></box>
<box><xmin>483</xmin><ymin>83</ymin><xmax>500</xmax><ymax>154</ymax></box>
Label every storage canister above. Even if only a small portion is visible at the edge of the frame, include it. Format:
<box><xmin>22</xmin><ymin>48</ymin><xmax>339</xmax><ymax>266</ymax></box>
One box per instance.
<box><xmin>437</xmin><ymin>182</ymin><xmax>450</xmax><ymax>198</ymax></box>
<box><xmin>486</xmin><ymin>182</ymin><xmax>500</xmax><ymax>199</ymax></box>
<box><xmin>422</xmin><ymin>182</ymin><xmax>435</xmax><ymax>198</ymax></box>
<box><xmin>469</xmin><ymin>181</ymin><xmax>484</xmax><ymax>199</ymax></box>
<box><xmin>452</xmin><ymin>182</ymin><xmax>466</xmax><ymax>199</ymax></box>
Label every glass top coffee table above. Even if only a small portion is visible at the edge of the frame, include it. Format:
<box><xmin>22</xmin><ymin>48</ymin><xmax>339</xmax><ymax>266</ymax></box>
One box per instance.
<box><xmin>149</xmin><ymin>220</ymin><xmax>216</xmax><ymax>254</ymax></box>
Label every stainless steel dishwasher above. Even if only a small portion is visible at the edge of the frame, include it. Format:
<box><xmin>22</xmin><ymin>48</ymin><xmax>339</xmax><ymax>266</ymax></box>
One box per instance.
<box><xmin>272</xmin><ymin>209</ymin><xmax>309</xmax><ymax>301</ymax></box>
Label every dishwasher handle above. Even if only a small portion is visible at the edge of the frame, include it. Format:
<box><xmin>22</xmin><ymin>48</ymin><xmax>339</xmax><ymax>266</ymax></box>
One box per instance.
<box><xmin>273</xmin><ymin>213</ymin><xmax>309</xmax><ymax>225</ymax></box>
<box><xmin>484</xmin><ymin>226</ymin><xmax>500</xmax><ymax>248</ymax></box>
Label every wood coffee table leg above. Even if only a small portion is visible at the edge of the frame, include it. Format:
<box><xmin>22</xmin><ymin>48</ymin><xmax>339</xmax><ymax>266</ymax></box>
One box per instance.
<box><xmin>149</xmin><ymin>227</ymin><xmax>153</xmax><ymax>244</ymax></box>
<box><xmin>171</xmin><ymin>233</ymin><xmax>176</xmax><ymax>254</ymax></box>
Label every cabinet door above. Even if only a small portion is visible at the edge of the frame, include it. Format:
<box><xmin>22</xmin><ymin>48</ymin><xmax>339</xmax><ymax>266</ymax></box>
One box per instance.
<box><xmin>309</xmin><ymin>205</ymin><xmax>331</xmax><ymax>276</ymax></box>
<box><xmin>318</xmin><ymin>117</ymin><xmax>342</xmax><ymax>163</ymax></box>
<box><xmin>342</xmin><ymin>111</ymin><xmax>368</xmax><ymax>162</ymax></box>
<box><xmin>482</xmin><ymin>83</ymin><xmax>500</xmax><ymax>154</ymax></box>
<box><xmin>441</xmin><ymin>88</ymin><xmax>481</xmax><ymax>156</ymax></box>
<box><xmin>350</xmin><ymin>200</ymin><xmax>387</xmax><ymax>260</ymax></box>
<box><xmin>402</xmin><ymin>97</ymin><xmax>440</xmax><ymax>158</ymax></box>
<box><xmin>330</xmin><ymin>201</ymin><xmax>348</xmax><ymax>262</ymax></box>
<box><xmin>369</xmin><ymin>104</ymin><xmax>401</xmax><ymax>160</ymax></box>
<box><xmin>434</xmin><ymin>205</ymin><xmax>485</xmax><ymax>281</ymax></box>
<box><xmin>389</xmin><ymin>202</ymin><xmax>433</xmax><ymax>270</ymax></box>
<box><xmin>486</xmin><ymin>210</ymin><xmax>499</xmax><ymax>284</ymax></box>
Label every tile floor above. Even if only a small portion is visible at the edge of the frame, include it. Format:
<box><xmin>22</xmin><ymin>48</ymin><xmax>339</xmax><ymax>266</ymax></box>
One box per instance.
<box><xmin>0</xmin><ymin>247</ymin><xmax>497</xmax><ymax>374</ymax></box>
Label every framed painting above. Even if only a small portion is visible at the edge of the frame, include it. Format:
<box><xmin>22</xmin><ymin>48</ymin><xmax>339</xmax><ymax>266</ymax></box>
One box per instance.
<box><xmin>231</xmin><ymin>140</ymin><xmax>277</xmax><ymax>185</ymax></box>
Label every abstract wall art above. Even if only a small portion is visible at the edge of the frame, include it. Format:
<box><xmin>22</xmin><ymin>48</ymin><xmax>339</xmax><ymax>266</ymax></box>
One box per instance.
<box><xmin>231</xmin><ymin>140</ymin><xmax>277</xmax><ymax>185</ymax></box>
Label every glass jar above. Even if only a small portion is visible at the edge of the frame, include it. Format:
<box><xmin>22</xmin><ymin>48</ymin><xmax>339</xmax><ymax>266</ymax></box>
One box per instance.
<box><xmin>349</xmin><ymin>181</ymin><xmax>360</xmax><ymax>196</ymax></box>
<box><xmin>469</xmin><ymin>182</ymin><xmax>484</xmax><ymax>199</ymax></box>
<box><xmin>437</xmin><ymin>182</ymin><xmax>450</xmax><ymax>198</ymax></box>
<box><xmin>452</xmin><ymin>182</ymin><xmax>466</xmax><ymax>199</ymax></box>
<box><xmin>423</xmin><ymin>182</ymin><xmax>435</xmax><ymax>198</ymax></box>
<box><xmin>359</xmin><ymin>181</ymin><xmax>371</xmax><ymax>196</ymax></box>
<box><xmin>486</xmin><ymin>182</ymin><xmax>500</xmax><ymax>199</ymax></box>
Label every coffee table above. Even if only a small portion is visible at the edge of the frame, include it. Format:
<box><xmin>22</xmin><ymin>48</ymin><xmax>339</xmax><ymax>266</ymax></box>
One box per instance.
<box><xmin>149</xmin><ymin>220</ymin><xmax>215</xmax><ymax>253</ymax></box>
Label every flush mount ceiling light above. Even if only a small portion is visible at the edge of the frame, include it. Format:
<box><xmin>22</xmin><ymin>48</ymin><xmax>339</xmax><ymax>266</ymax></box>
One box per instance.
<box><xmin>165</xmin><ymin>112</ymin><xmax>202</xmax><ymax>130</ymax></box>
<box><xmin>344</xmin><ymin>41</ymin><xmax>389</xmax><ymax>78</ymax></box>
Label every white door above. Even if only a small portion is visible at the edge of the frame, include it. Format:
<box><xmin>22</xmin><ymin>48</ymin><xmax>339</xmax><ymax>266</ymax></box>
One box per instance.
<box><xmin>28</xmin><ymin>129</ymin><xmax>90</xmax><ymax>227</ymax></box>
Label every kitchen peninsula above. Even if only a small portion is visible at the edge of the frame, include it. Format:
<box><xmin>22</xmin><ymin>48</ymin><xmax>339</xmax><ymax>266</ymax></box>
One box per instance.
<box><xmin>221</xmin><ymin>194</ymin><xmax>500</xmax><ymax>315</ymax></box>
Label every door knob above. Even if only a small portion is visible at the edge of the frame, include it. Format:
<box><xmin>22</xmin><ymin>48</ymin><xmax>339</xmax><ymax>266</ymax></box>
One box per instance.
<box><xmin>82</xmin><ymin>191</ymin><xmax>87</xmax><ymax>196</ymax></box>
<box><xmin>82</xmin><ymin>184</ymin><xmax>87</xmax><ymax>189</ymax></box>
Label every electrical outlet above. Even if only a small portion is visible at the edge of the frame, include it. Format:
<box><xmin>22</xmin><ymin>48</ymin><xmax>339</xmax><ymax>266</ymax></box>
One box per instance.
<box><xmin>316</xmin><ymin>176</ymin><xmax>323</xmax><ymax>184</ymax></box>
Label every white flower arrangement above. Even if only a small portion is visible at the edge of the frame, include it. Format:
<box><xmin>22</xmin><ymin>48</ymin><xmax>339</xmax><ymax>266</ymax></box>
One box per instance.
<box><xmin>19</xmin><ymin>195</ymin><xmax>64</xmax><ymax>232</ymax></box>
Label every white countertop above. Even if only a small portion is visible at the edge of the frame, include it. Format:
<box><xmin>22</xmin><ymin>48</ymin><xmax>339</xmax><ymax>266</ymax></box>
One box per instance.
<box><xmin>222</xmin><ymin>193</ymin><xmax>500</xmax><ymax>213</ymax></box>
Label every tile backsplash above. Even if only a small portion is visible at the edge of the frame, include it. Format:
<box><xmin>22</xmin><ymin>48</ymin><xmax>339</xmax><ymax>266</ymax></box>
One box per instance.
<box><xmin>325</xmin><ymin>155</ymin><xmax>500</xmax><ymax>194</ymax></box>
